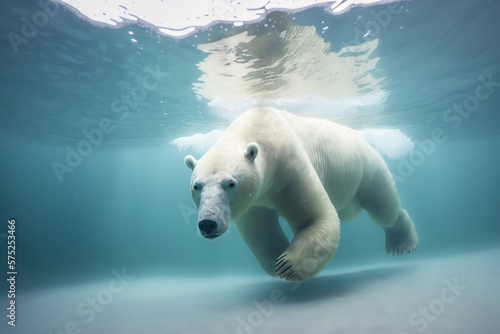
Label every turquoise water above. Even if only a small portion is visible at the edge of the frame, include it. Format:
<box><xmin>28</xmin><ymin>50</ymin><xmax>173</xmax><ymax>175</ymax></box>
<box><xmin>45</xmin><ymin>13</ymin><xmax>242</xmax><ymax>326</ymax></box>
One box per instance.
<box><xmin>1</xmin><ymin>0</ymin><xmax>500</xmax><ymax>333</ymax></box>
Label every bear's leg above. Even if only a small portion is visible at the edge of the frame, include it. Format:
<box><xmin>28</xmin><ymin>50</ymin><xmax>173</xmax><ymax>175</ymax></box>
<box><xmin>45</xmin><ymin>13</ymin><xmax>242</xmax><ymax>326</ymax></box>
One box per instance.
<box><xmin>235</xmin><ymin>207</ymin><xmax>289</xmax><ymax>277</ymax></box>
<box><xmin>275</xmin><ymin>212</ymin><xmax>340</xmax><ymax>282</ymax></box>
<box><xmin>357</xmin><ymin>166</ymin><xmax>419</xmax><ymax>255</ymax></box>
<box><xmin>273</xmin><ymin>174</ymin><xmax>341</xmax><ymax>282</ymax></box>
<box><xmin>383</xmin><ymin>209</ymin><xmax>419</xmax><ymax>255</ymax></box>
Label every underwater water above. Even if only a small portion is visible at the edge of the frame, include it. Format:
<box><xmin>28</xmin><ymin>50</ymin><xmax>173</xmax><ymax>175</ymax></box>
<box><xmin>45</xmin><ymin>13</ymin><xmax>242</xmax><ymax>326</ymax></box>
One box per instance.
<box><xmin>1</xmin><ymin>0</ymin><xmax>500</xmax><ymax>333</ymax></box>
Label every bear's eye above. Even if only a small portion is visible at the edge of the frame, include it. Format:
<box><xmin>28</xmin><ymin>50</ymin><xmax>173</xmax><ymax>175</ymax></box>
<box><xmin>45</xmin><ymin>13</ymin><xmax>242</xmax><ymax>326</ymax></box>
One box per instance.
<box><xmin>193</xmin><ymin>182</ymin><xmax>203</xmax><ymax>191</ymax></box>
<box><xmin>222</xmin><ymin>178</ymin><xmax>236</xmax><ymax>189</ymax></box>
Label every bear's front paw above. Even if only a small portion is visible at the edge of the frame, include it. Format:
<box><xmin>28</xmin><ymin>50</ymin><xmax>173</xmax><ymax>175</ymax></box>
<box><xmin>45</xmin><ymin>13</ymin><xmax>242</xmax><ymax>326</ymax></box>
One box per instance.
<box><xmin>274</xmin><ymin>253</ymin><xmax>315</xmax><ymax>282</ymax></box>
<box><xmin>274</xmin><ymin>253</ymin><xmax>294</xmax><ymax>280</ymax></box>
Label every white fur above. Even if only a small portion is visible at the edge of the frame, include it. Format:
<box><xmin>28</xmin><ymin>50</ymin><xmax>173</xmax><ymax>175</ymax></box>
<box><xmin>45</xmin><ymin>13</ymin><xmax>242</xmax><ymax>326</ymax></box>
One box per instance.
<box><xmin>185</xmin><ymin>106</ymin><xmax>418</xmax><ymax>281</ymax></box>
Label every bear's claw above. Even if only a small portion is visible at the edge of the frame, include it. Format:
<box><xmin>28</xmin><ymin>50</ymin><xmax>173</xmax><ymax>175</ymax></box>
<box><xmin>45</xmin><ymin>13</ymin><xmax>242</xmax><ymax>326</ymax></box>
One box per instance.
<box><xmin>283</xmin><ymin>270</ymin><xmax>295</xmax><ymax>279</ymax></box>
<box><xmin>274</xmin><ymin>254</ymin><xmax>287</xmax><ymax>269</ymax></box>
<box><xmin>276</xmin><ymin>253</ymin><xmax>287</xmax><ymax>261</ymax></box>
<box><xmin>274</xmin><ymin>254</ymin><xmax>296</xmax><ymax>280</ymax></box>
<box><xmin>386</xmin><ymin>244</ymin><xmax>418</xmax><ymax>255</ymax></box>
<box><xmin>276</xmin><ymin>263</ymin><xmax>294</xmax><ymax>280</ymax></box>
<box><xmin>274</xmin><ymin>259</ymin><xmax>289</xmax><ymax>273</ymax></box>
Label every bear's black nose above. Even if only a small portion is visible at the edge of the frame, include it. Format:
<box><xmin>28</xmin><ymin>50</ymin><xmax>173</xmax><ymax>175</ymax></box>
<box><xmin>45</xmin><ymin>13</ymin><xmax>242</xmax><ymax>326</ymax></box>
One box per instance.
<box><xmin>198</xmin><ymin>220</ymin><xmax>219</xmax><ymax>238</ymax></box>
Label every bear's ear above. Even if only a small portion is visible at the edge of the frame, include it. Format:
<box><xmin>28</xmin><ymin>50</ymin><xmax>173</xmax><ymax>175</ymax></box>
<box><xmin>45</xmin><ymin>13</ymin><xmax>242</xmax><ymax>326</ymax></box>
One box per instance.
<box><xmin>244</xmin><ymin>142</ymin><xmax>259</xmax><ymax>162</ymax></box>
<box><xmin>184</xmin><ymin>155</ymin><xmax>198</xmax><ymax>170</ymax></box>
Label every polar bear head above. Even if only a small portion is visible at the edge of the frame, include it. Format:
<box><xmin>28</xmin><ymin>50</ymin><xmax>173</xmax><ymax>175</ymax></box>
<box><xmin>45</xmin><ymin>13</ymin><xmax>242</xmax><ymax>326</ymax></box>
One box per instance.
<box><xmin>185</xmin><ymin>142</ymin><xmax>261</xmax><ymax>239</ymax></box>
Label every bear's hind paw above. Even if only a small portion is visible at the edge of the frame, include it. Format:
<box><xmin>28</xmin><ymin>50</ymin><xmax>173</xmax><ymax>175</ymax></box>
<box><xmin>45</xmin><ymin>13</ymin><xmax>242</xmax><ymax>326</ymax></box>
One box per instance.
<box><xmin>383</xmin><ymin>211</ymin><xmax>419</xmax><ymax>256</ymax></box>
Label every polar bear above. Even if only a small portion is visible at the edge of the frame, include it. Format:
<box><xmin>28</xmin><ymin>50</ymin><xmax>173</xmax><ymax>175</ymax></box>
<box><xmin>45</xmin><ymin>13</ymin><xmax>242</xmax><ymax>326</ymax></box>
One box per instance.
<box><xmin>184</xmin><ymin>106</ymin><xmax>418</xmax><ymax>282</ymax></box>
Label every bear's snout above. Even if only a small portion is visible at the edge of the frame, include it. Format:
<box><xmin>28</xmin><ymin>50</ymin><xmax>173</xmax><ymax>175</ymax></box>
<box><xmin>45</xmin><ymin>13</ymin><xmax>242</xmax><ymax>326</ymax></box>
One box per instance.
<box><xmin>198</xmin><ymin>219</ymin><xmax>220</xmax><ymax>239</ymax></box>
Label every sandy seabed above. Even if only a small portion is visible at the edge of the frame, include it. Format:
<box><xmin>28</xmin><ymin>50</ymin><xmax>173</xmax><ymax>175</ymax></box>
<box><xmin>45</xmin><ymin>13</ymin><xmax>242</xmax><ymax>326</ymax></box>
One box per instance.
<box><xmin>2</xmin><ymin>247</ymin><xmax>499</xmax><ymax>334</ymax></box>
